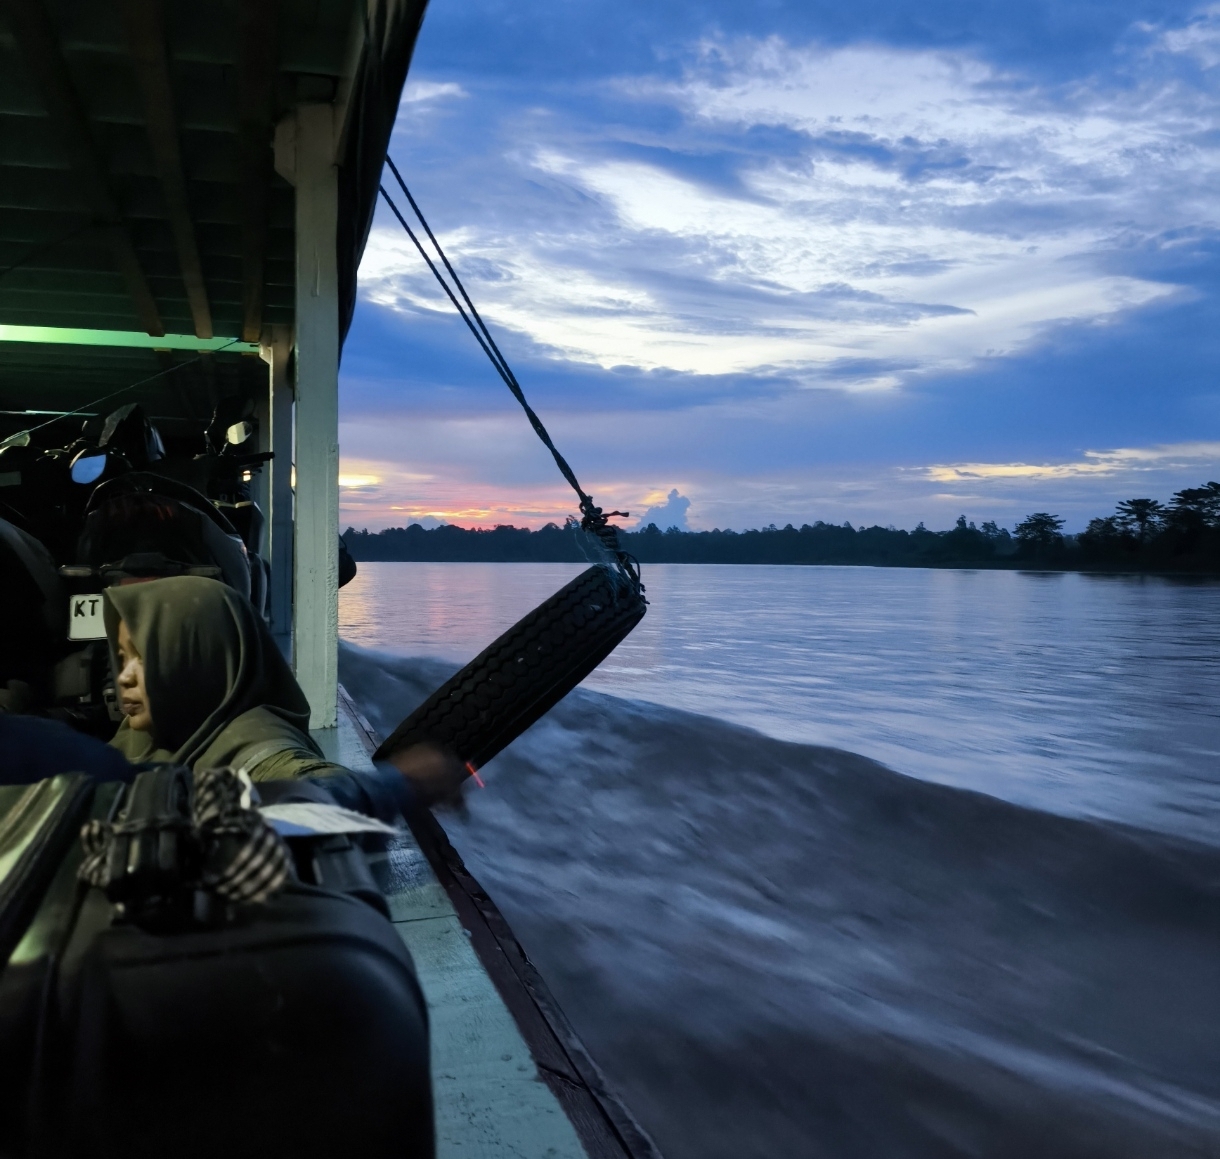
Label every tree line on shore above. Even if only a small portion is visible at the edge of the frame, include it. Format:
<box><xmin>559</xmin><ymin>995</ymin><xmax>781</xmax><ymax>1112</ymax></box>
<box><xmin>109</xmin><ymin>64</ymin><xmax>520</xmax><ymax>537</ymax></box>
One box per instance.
<box><xmin>342</xmin><ymin>481</ymin><xmax>1220</xmax><ymax>571</ymax></box>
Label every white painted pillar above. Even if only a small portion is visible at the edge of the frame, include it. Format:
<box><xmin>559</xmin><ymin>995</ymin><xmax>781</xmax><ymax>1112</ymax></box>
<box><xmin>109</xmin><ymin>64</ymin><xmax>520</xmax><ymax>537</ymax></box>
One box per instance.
<box><xmin>287</xmin><ymin>104</ymin><xmax>339</xmax><ymax>729</ymax></box>
<box><xmin>259</xmin><ymin>322</ymin><xmax>294</xmax><ymax>657</ymax></box>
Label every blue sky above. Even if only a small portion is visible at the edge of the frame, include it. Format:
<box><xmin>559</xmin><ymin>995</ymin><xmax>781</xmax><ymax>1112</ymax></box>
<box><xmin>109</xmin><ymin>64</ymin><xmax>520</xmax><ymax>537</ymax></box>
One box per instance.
<box><xmin>338</xmin><ymin>0</ymin><xmax>1220</xmax><ymax>532</ymax></box>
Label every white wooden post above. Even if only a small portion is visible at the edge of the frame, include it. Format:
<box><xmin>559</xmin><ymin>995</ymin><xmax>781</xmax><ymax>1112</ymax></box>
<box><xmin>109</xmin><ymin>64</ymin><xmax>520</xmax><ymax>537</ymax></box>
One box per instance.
<box><xmin>259</xmin><ymin>322</ymin><xmax>294</xmax><ymax>658</ymax></box>
<box><xmin>286</xmin><ymin>104</ymin><xmax>339</xmax><ymax>729</ymax></box>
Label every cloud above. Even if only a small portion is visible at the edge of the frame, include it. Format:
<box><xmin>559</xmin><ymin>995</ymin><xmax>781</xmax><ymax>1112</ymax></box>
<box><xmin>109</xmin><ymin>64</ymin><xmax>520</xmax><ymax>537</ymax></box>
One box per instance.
<box><xmin>1156</xmin><ymin>4</ymin><xmax>1220</xmax><ymax>68</ymax></box>
<box><xmin>401</xmin><ymin>79</ymin><xmax>467</xmax><ymax>104</ymax></box>
<box><xmin>344</xmin><ymin>5</ymin><xmax>1220</xmax><ymax>534</ymax></box>
<box><xmin>634</xmin><ymin>488</ymin><xmax>692</xmax><ymax>530</ymax></box>
<box><xmin>921</xmin><ymin>441</ymin><xmax>1220</xmax><ymax>483</ymax></box>
<box><xmin>360</xmin><ymin>27</ymin><xmax>1219</xmax><ymax>391</ymax></box>
<box><xmin>337</xmin><ymin>474</ymin><xmax>382</xmax><ymax>490</ymax></box>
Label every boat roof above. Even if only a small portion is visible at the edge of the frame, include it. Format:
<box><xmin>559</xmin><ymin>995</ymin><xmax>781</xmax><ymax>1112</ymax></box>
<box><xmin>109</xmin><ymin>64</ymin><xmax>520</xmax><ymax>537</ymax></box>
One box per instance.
<box><xmin>0</xmin><ymin>0</ymin><xmax>424</xmax><ymax>437</ymax></box>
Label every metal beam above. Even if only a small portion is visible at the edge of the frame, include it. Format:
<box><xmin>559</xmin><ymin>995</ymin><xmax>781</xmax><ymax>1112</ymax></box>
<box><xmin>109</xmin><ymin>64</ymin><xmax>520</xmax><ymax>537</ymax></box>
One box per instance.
<box><xmin>116</xmin><ymin>0</ymin><xmax>213</xmax><ymax>340</ymax></box>
<box><xmin>0</xmin><ymin>0</ymin><xmax>165</xmax><ymax>336</ymax></box>
<box><xmin>235</xmin><ymin>0</ymin><xmax>277</xmax><ymax>344</ymax></box>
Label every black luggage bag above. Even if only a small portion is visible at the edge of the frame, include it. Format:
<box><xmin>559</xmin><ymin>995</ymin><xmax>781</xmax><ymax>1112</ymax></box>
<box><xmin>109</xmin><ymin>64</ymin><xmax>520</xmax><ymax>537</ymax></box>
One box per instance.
<box><xmin>0</xmin><ymin>768</ymin><xmax>433</xmax><ymax>1159</ymax></box>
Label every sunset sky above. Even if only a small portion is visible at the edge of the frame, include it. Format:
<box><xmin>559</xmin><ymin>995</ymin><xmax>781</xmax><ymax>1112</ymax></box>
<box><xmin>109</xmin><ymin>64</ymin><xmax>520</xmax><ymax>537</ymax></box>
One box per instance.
<box><xmin>338</xmin><ymin>0</ymin><xmax>1220</xmax><ymax>532</ymax></box>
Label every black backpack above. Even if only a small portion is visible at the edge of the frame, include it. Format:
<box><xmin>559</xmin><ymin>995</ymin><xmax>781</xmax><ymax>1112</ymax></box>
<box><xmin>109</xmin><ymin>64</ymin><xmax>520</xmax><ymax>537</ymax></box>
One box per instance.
<box><xmin>0</xmin><ymin>767</ymin><xmax>433</xmax><ymax>1159</ymax></box>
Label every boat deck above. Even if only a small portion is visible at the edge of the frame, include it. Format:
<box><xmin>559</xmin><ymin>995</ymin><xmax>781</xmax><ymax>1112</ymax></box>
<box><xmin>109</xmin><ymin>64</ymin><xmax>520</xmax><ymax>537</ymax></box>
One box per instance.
<box><xmin>317</xmin><ymin>692</ymin><xmax>658</xmax><ymax>1159</ymax></box>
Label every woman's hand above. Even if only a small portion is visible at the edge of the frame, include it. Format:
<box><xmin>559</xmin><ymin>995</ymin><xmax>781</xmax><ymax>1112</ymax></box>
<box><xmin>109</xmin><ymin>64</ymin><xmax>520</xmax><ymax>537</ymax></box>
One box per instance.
<box><xmin>387</xmin><ymin>743</ymin><xmax>470</xmax><ymax>805</ymax></box>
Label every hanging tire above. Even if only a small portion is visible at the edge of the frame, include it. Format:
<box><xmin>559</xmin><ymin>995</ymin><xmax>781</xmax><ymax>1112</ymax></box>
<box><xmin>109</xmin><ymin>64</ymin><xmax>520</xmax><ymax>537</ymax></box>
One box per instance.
<box><xmin>374</xmin><ymin>565</ymin><xmax>646</xmax><ymax>770</ymax></box>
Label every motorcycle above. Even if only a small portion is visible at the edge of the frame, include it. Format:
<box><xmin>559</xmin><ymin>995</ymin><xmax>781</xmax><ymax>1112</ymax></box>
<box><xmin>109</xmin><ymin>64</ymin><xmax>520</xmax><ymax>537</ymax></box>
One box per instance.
<box><xmin>1</xmin><ymin>401</ymin><xmax>277</xmax><ymax>732</ymax></box>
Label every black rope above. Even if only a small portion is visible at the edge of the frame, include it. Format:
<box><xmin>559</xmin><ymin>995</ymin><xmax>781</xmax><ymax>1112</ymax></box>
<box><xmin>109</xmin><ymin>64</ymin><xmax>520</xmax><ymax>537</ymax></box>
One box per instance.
<box><xmin>378</xmin><ymin>170</ymin><xmax>641</xmax><ymax>588</ymax></box>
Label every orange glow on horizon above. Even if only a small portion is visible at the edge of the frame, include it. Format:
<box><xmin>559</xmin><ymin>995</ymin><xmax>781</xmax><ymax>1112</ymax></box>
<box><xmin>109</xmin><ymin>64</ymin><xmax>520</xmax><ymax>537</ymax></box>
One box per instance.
<box><xmin>346</xmin><ymin>504</ymin><xmax>642</xmax><ymax>531</ymax></box>
<box><xmin>339</xmin><ymin>468</ymin><xmax>652</xmax><ymax>531</ymax></box>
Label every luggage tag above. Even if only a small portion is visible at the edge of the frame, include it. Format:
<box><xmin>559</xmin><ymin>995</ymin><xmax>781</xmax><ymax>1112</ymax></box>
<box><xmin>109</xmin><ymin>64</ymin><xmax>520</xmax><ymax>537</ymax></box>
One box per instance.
<box><xmin>257</xmin><ymin>802</ymin><xmax>398</xmax><ymax>839</ymax></box>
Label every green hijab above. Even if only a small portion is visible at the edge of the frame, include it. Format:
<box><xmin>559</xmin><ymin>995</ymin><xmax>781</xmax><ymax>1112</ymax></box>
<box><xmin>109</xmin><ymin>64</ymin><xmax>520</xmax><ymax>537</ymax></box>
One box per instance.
<box><xmin>104</xmin><ymin>576</ymin><xmax>322</xmax><ymax>770</ymax></box>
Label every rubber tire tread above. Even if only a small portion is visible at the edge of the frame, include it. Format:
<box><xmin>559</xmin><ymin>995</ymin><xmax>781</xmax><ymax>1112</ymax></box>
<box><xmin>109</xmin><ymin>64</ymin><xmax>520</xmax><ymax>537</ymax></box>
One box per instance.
<box><xmin>374</xmin><ymin>565</ymin><xmax>646</xmax><ymax>769</ymax></box>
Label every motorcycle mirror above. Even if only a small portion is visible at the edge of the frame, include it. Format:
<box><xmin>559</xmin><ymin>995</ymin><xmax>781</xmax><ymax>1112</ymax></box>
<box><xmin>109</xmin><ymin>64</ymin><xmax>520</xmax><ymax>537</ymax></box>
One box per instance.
<box><xmin>70</xmin><ymin>451</ymin><xmax>108</xmax><ymax>485</ymax></box>
<box><xmin>225</xmin><ymin>421</ymin><xmax>254</xmax><ymax>446</ymax></box>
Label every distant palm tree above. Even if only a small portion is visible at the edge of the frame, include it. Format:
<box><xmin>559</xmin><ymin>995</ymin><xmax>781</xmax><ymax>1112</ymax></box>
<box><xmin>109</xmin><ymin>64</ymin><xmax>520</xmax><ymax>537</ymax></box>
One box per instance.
<box><xmin>1114</xmin><ymin>498</ymin><xmax>1165</xmax><ymax>545</ymax></box>
<box><xmin>1083</xmin><ymin>516</ymin><xmax>1120</xmax><ymax>540</ymax></box>
<box><xmin>1014</xmin><ymin>512</ymin><xmax>1065</xmax><ymax>553</ymax></box>
<box><xmin>1169</xmin><ymin>482</ymin><xmax>1220</xmax><ymax>529</ymax></box>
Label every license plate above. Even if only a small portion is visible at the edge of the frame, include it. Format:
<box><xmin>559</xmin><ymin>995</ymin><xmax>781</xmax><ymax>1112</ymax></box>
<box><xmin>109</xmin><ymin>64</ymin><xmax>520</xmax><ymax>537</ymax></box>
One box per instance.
<box><xmin>67</xmin><ymin>593</ymin><xmax>107</xmax><ymax>641</ymax></box>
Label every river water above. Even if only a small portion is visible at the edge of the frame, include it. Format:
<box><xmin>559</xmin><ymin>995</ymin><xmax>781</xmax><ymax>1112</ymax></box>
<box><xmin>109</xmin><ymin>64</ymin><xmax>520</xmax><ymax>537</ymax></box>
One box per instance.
<box><xmin>339</xmin><ymin>562</ymin><xmax>1220</xmax><ymax>1158</ymax></box>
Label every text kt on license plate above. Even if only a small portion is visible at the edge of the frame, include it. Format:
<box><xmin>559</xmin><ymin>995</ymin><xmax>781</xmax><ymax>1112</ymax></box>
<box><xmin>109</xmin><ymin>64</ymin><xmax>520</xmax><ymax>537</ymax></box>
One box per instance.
<box><xmin>68</xmin><ymin>594</ymin><xmax>107</xmax><ymax>641</ymax></box>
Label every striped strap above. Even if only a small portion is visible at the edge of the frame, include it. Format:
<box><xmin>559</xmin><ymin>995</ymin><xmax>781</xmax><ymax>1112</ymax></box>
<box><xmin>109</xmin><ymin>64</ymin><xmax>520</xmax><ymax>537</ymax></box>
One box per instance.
<box><xmin>79</xmin><ymin>766</ymin><xmax>290</xmax><ymax>906</ymax></box>
<box><xmin>194</xmin><ymin>767</ymin><xmax>290</xmax><ymax>904</ymax></box>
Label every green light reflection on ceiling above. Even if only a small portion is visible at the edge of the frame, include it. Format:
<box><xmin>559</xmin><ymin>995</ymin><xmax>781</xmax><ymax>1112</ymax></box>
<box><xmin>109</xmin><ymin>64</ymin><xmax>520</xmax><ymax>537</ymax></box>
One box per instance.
<box><xmin>0</xmin><ymin>325</ymin><xmax>260</xmax><ymax>353</ymax></box>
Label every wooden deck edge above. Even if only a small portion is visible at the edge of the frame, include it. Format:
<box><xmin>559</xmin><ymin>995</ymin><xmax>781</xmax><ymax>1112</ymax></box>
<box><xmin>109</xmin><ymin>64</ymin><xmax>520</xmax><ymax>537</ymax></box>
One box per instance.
<box><xmin>337</xmin><ymin>685</ymin><xmax>664</xmax><ymax>1159</ymax></box>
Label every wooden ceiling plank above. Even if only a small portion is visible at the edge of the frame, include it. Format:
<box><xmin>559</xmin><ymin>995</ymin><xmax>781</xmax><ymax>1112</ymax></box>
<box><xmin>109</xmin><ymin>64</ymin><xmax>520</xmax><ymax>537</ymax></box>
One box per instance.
<box><xmin>0</xmin><ymin>0</ymin><xmax>164</xmax><ymax>335</ymax></box>
<box><xmin>236</xmin><ymin>0</ymin><xmax>277</xmax><ymax>344</ymax></box>
<box><xmin>116</xmin><ymin>0</ymin><xmax>212</xmax><ymax>339</ymax></box>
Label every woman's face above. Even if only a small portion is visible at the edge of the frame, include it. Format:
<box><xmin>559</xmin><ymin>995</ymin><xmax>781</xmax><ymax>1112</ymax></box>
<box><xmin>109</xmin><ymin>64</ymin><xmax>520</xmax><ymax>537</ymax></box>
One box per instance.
<box><xmin>115</xmin><ymin>619</ymin><xmax>152</xmax><ymax>731</ymax></box>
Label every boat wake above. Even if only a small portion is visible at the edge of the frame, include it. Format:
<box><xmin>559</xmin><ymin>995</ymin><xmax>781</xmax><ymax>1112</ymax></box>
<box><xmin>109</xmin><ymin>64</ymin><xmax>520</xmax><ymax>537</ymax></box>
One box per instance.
<box><xmin>341</xmin><ymin>641</ymin><xmax>1220</xmax><ymax>1159</ymax></box>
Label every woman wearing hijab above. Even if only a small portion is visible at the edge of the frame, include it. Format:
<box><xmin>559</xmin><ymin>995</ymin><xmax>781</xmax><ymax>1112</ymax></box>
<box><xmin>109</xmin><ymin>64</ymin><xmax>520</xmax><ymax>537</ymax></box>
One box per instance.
<box><xmin>104</xmin><ymin>575</ymin><xmax>464</xmax><ymax>816</ymax></box>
